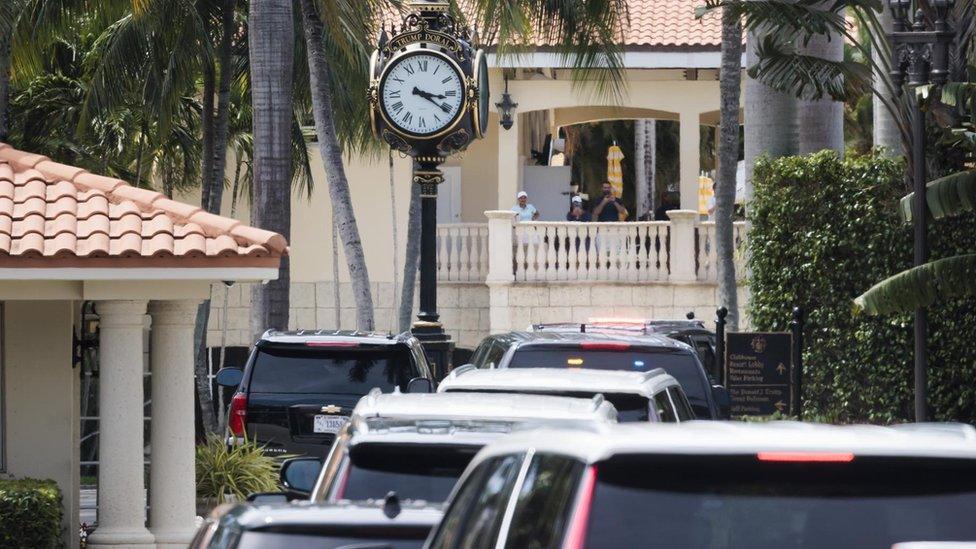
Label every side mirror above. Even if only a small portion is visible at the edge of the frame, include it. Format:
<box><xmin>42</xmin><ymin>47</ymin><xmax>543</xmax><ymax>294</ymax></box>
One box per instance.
<box><xmin>712</xmin><ymin>385</ymin><xmax>732</xmax><ymax>419</ymax></box>
<box><xmin>406</xmin><ymin>377</ymin><xmax>433</xmax><ymax>394</ymax></box>
<box><xmin>279</xmin><ymin>457</ymin><xmax>323</xmax><ymax>497</ymax></box>
<box><xmin>246</xmin><ymin>492</ymin><xmax>289</xmax><ymax>504</ymax></box>
<box><xmin>215</xmin><ymin>368</ymin><xmax>244</xmax><ymax>388</ymax></box>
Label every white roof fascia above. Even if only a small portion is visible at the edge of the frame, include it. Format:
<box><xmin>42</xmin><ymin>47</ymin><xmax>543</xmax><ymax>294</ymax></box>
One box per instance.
<box><xmin>0</xmin><ymin>267</ymin><xmax>279</xmax><ymax>282</ymax></box>
<box><xmin>487</xmin><ymin>51</ymin><xmax>743</xmax><ymax>70</ymax></box>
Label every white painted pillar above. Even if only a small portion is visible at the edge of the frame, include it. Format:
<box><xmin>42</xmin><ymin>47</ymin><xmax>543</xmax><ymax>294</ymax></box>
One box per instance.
<box><xmin>88</xmin><ymin>301</ymin><xmax>155</xmax><ymax>549</ymax></box>
<box><xmin>679</xmin><ymin>111</ymin><xmax>701</xmax><ymax>211</ymax></box>
<box><xmin>485</xmin><ymin>210</ymin><xmax>516</xmax><ymax>334</ymax></box>
<box><xmin>497</xmin><ymin>114</ymin><xmax>520</xmax><ymax>209</ymax></box>
<box><xmin>148</xmin><ymin>300</ymin><xmax>201</xmax><ymax>549</ymax></box>
<box><xmin>667</xmin><ymin>210</ymin><xmax>699</xmax><ymax>282</ymax></box>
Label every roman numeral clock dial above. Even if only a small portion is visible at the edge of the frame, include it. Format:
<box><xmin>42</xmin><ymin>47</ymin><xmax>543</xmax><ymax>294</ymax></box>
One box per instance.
<box><xmin>380</xmin><ymin>53</ymin><xmax>465</xmax><ymax>136</ymax></box>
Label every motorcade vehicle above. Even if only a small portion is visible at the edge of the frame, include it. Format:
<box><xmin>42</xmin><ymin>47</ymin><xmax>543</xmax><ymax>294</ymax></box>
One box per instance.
<box><xmin>189</xmin><ymin>497</ymin><xmax>439</xmax><ymax>549</ymax></box>
<box><xmin>467</xmin><ymin>330</ymin><xmax>728</xmax><ymax>419</ymax></box>
<box><xmin>437</xmin><ymin>367</ymin><xmax>694</xmax><ymax>423</ymax></box>
<box><xmin>274</xmin><ymin>389</ymin><xmax>617</xmax><ymax>503</ymax></box>
<box><xmin>427</xmin><ymin>422</ymin><xmax>976</xmax><ymax>549</ymax></box>
<box><xmin>214</xmin><ymin>330</ymin><xmax>433</xmax><ymax>457</ymax></box>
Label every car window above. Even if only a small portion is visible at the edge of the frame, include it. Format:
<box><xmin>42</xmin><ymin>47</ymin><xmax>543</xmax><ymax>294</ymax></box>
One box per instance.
<box><xmin>668</xmin><ymin>387</ymin><xmax>695</xmax><ymax>422</ymax></box>
<box><xmin>429</xmin><ymin>454</ymin><xmax>525</xmax><ymax>549</ymax></box>
<box><xmin>505</xmin><ymin>454</ymin><xmax>585</xmax><ymax>549</ymax></box>
<box><xmin>485</xmin><ymin>342</ymin><xmax>507</xmax><ymax>369</ymax></box>
<box><xmin>652</xmin><ymin>391</ymin><xmax>677</xmax><ymax>422</ymax></box>
<box><xmin>235</xmin><ymin>530</ymin><xmax>428</xmax><ymax>549</ymax></box>
<box><xmin>506</xmin><ymin>347</ymin><xmax>712</xmax><ymax>418</ymax></box>
<box><xmin>336</xmin><ymin>444</ymin><xmax>480</xmax><ymax>504</ymax></box>
<box><xmin>471</xmin><ymin>339</ymin><xmax>493</xmax><ymax>367</ymax></box>
<box><xmin>584</xmin><ymin>454</ymin><xmax>976</xmax><ymax>549</ymax></box>
<box><xmin>249</xmin><ymin>346</ymin><xmax>419</xmax><ymax>394</ymax></box>
<box><xmin>689</xmin><ymin>335</ymin><xmax>719</xmax><ymax>381</ymax></box>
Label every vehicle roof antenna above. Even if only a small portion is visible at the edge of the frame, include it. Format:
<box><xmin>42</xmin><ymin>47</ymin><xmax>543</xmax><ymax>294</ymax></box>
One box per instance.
<box><xmin>581</xmin><ymin>323</ymin><xmax>586</xmax><ymax>333</ymax></box>
<box><xmin>383</xmin><ymin>492</ymin><xmax>401</xmax><ymax>519</ymax></box>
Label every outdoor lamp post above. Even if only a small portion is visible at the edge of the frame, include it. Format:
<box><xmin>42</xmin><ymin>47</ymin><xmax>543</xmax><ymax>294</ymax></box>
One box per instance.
<box><xmin>496</xmin><ymin>78</ymin><xmax>518</xmax><ymax>130</ymax></box>
<box><xmin>887</xmin><ymin>0</ymin><xmax>956</xmax><ymax>422</ymax></box>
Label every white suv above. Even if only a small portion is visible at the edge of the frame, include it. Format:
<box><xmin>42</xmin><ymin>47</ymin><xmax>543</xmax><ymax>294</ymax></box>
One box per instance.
<box><xmin>437</xmin><ymin>367</ymin><xmax>693</xmax><ymax>423</ymax></box>
<box><xmin>292</xmin><ymin>389</ymin><xmax>617</xmax><ymax>505</ymax></box>
<box><xmin>427</xmin><ymin>422</ymin><xmax>976</xmax><ymax>549</ymax></box>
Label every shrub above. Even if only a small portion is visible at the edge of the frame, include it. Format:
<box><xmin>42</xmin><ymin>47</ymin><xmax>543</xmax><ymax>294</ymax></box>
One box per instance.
<box><xmin>196</xmin><ymin>435</ymin><xmax>281</xmax><ymax>507</ymax></box>
<box><xmin>0</xmin><ymin>478</ymin><xmax>63</xmax><ymax>549</ymax></box>
<box><xmin>749</xmin><ymin>150</ymin><xmax>976</xmax><ymax>423</ymax></box>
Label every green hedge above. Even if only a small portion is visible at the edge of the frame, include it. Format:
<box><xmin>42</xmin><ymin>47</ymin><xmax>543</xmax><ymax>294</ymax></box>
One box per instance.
<box><xmin>0</xmin><ymin>478</ymin><xmax>63</xmax><ymax>549</ymax></box>
<box><xmin>749</xmin><ymin>150</ymin><xmax>976</xmax><ymax>423</ymax></box>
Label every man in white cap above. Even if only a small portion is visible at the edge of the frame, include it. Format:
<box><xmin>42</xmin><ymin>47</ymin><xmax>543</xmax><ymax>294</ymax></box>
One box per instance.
<box><xmin>511</xmin><ymin>190</ymin><xmax>540</xmax><ymax>221</ymax></box>
<box><xmin>566</xmin><ymin>195</ymin><xmax>591</xmax><ymax>221</ymax></box>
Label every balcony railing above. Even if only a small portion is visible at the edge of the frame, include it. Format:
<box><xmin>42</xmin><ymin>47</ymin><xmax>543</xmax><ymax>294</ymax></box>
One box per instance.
<box><xmin>440</xmin><ymin>211</ymin><xmax>749</xmax><ymax>284</ymax></box>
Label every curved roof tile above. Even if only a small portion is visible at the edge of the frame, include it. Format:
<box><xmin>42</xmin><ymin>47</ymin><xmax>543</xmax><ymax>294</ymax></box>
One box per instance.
<box><xmin>0</xmin><ymin>143</ymin><xmax>288</xmax><ymax>268</ymax></box>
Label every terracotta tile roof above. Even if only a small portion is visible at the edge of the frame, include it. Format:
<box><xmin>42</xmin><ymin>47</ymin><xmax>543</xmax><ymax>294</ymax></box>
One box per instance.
<box><xmin>385</xmin><ymin>1</ymin><xmax>721</xmax><ymax>50</ymax></box>
<box><xmin>0</xmin><ymin>143</ymin><xmax>287</xmax><ymax>269</ymax></box>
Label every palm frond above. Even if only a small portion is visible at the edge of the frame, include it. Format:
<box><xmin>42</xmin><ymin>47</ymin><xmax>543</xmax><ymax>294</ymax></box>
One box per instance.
<box><xmin>697</xmin><ymin>0</ymin><xmax>879</xmax><ymax>45</ymax></box>
<box><xmin>470</xmin><ymin>0</ymin><xmax>629</xmax><ymax>102</ymax></box>
<box><xmin>899</xmin><ymin>170</ymin><xmax>976</xmax><ymax>223</ymax></box>
<box><xmin>749</xmin><ymin>34</ymin><xmax>872</xmax><ymax>102</ymax></box>
<box><xmin>854</xmin><ymin>254</ymin><xmax>976</xmax><ymax>315</ymax></box>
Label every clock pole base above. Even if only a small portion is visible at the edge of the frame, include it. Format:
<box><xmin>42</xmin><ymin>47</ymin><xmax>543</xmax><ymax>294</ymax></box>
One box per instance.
<box><xmin>412</xmin><ymin>323</ymin><xmax>455</xmax><ymax>382</ymax></box>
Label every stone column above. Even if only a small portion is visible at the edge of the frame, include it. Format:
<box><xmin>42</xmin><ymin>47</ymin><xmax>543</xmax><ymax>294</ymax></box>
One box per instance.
<box><xmin>667</xmin><ymin>210</ymin><xmax>700</xmax><ymax>282</ymax></box>
<box><xmin>148</xmin><ymin>300</ymin><xmax>201</xmax><ymax>548</ymax></box>
<box><xmin>485</xmin><ymin>210</ymin><xmax>516</xmax><ymax>334</ymax></box>
<box><xmin>679</xmin><ymin>111</ymin><xmax>701</xmax><ymax>211</ymax></box>
<box><xmin>497</xmin><ymin>113</ymin><xmax>520</xmax><ymax>209</ymax></box>
<box><xmin>88</xmin><ymin>301</ymin><xmax>155</xmax><ymax>549</ymax></box>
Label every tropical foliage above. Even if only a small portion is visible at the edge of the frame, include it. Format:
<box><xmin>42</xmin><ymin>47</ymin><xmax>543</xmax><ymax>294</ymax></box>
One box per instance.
<box><xmin>0</xmin><ymin>477</ymin><xmax>63</xmax><ymax>549</ymax></box>
<box><xmin>195</xmin><ymin>435</ymin><xmax>282</xmax><ymax>505</ymax></box>
<box><xmin>750</xmin><ymin>150</ymin><xmax>976</xmax><ymax>423</ymax></box>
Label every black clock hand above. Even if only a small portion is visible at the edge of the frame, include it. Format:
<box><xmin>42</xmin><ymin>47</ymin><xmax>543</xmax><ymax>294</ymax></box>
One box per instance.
<box><xmin>412</xmin><ymin>87</ymin><xmax>451</xmax><ymax>113</ymax></box>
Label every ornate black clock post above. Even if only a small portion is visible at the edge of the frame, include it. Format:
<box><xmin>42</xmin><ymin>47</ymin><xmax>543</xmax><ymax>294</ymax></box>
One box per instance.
<box><xmin>369</xmin><ymin>0</ymin><xmax>490</xmax><ymax>378</ymax></box>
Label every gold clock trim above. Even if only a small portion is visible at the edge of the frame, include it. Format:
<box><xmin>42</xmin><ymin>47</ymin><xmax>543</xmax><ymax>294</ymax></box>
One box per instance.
<box><xmin>376</xmin><ymin>48</ymin><xmax>470</xmax><ymax>141</ymax></box>
<box><xmin>471</xmin><ymin>49</ymin><xmax>489</xmax><ymax>140</ymax></box>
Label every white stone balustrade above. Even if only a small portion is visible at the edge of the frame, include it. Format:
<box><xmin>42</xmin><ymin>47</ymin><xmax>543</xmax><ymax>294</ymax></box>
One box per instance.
<box><xmin>449</xmin><ymin>211</ymin><xmax>749</xmax><ymax>284</ymax></box>
<box><xmin>436</xmin><ymin>223</ymin><xmax>490</xmax><ymax>282</ymax></box>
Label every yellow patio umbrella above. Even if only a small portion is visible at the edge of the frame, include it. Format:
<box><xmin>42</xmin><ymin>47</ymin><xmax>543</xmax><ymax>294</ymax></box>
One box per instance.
<box><xmin>698</xmin><ymin>173</ymin><xmax>714</xmax><ymax>215</ymax></box>
<box><xmin>606</xmin><ymin>142</ymin><xmax>625</xmax><ymax>198</ymax></box>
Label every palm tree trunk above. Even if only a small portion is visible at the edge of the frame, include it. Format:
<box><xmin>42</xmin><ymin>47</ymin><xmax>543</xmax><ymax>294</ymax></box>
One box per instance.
<box><xmin>200</xmin><ymin>66</ymin><xmax>216</xmax><ymax>210</ymax></box>
<box><xmin>300</xmin><ymin>0</ymin><xmax>375</xmax><ymax>330</ymax></box>
<box><xmin>248</xmin><ymin>0</ymin><xmax>294</xmax><ymax>339</ymax></box>
<box><xmin>717</xmin><ymin>6</ymin><xmax>742</xmax><ymax>332</ymax></box>
<box><xmin>873</xmin><ymin>9</ymin><xmax>901</xmax><ymax>154</ymax></box>
<box><xmin>798</xmin><ymin>4</ymin><xmax>845</xmax><ymax>155</ymax></box>
<box><xmin>389</xmin><ymin>150</ymin><xmax>400</xmax><ymax>332</ymax></box>
<box><xmin>209</xmin><ymin>0</ymin><xmax>236</xmax><ymax>210</ymax></box>
<box><xmin>0</xmin><ymin>33</ymin><xmax>10</xmax><ymax>142</ymax></box>
<box><xmin>634</xmin><ymin>119</ymin><xmax>656</xmax><ymax>218</ymax></box>
<box><xmin>744</xmin><ymin>5</ymin><xmax>798</xmax><ymax>202</ymax></box>
<box><xmin>399</xmin><ymin>182</ymin><xmax>422</xmax><ymax>333</ymax></box>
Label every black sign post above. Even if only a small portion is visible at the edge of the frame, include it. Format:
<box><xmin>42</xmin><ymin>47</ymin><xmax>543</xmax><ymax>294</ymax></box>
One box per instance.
<box><xmin>725</xmin><ymin>332</ymin><xmax>794</xmax><ymax>417</ymax></box>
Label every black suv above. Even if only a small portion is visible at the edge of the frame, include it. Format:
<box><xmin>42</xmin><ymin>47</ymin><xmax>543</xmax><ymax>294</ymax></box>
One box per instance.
<box><xmin>216</xmin><ymin>330</ymin><xmax>433</xmax><ymax>457</ymax></box>
<box><xmin>468</xmin><ymin>331</ymin><xmax>729</xmax><ymax>419</ymax></box>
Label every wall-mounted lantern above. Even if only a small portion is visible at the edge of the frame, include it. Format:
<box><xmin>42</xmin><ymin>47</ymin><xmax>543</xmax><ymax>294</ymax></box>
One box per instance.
<box><xmin>495</xmin><ymin>77</ymin><xmax>518</xmax><ymax>130</ymax></box>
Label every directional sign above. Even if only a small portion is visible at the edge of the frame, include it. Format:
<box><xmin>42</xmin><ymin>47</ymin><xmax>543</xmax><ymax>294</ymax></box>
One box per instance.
<box><xmin>725</xmin><ymin>332</ymin><xmax>793</xmax><ymax>416</ymax></box>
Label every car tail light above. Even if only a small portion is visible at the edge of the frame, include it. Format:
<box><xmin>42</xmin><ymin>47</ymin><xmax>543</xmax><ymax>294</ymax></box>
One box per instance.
<box><xmin>564</xmin><ymin>465</ymin><xmax>597</xmax><ymax>549</ymax></box>
<box><xmin>579</xmin><ymin>341</ymin><xmax>631</xmax><ymax>351</ymax></box>
<box><xmin>305</xmin><ymin>341</ymin><xmax>360</xmax><ymax>348</ymax></box>
<box><xmin>228</xmin><ymin>393</ymin><xmax>248</xmax><ymax>437</ymax></box>
<box><xmin>757</xmin><ymin>452</ymin><xmax>855</xmax><ymax>463</ymax></box>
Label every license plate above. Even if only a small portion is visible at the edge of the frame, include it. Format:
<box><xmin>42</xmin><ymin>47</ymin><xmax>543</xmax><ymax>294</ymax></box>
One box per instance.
<box><xmin>313</xmin><ymin>415</ymin><xmax>347</xmax><ymax>434</ymax></box>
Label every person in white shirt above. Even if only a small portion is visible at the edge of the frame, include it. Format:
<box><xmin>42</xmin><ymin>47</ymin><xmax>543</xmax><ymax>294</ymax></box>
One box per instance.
<box><xmin>511</xmin><ymin>191</ymin><xmax>540</xmax><ymax>221</ymax></box>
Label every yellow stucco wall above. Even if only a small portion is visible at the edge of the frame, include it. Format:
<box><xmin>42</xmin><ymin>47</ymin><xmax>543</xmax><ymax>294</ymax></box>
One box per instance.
<box><xmin>3</xmin><ymin>300</ymin><xmax>79</xmax><ymax>549</ymax></box>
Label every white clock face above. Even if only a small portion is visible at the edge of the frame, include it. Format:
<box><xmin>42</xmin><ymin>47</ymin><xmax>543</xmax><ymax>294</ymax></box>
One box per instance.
<box><xmin>380</xmin><ymin>53</ymin><xmax>465</xmax><ymax>136</ymax></box>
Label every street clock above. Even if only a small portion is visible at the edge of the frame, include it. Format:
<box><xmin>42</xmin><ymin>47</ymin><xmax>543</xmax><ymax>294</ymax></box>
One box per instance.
<box><xmin>369</xmin><ymin>0</ymin><xmax>489</xmax><ymax>160</ymax></box>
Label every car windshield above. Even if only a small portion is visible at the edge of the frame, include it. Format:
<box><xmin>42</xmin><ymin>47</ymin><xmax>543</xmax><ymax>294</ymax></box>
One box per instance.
<box><xmin>585</xmin><ymin>454</ymin><xmax>976</xmax><ymax>549</ymax></box>
<box><xmin>507</xmin><ymin>347</ymin><xmax>711</xmax><ymax>418</ymax></box>
<box><xmin>249</xmin><ymin>345</ymin><xmax>418</xmax><ymax>395</ymax></box>
<box><xmin>335</xmin><ymin>444</ymin><xmax>480</xmax><ymax>504</ymax></box>
<box><xmin>234</xmin><ymin>529</ymin><xmax>429</xmax><ymax>549</ymax></box>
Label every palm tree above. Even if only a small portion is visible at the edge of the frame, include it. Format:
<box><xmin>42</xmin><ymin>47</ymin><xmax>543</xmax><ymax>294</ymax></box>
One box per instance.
<box><xmin>299</xmin><ymin>0</ymin><xmax>377</xmax><ymax>331</ymax></box>
<box><xmin>873</xmin><ymin>9</ymin><xmax>900</xmax><ymax>153</ymax></box>
<box><xmin>716</xmin><ymin>6</ymin><xmax>742</xmax><ymax>332</ymax></box>
<box><xmin>248</xmin><ymin>0</ymin><xmax>294</xmax><ymax>338</ymax></box>
<box><xmin>797</xmin><ymin>4</ymin><xmax>845</xmax><ymax>155</ymax></box>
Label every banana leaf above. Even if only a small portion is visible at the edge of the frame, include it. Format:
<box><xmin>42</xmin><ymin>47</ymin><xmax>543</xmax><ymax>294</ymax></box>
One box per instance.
<box><xmin>853</xmin><ymin>254</ymin><xmax>976</xmax><ymax>315</ymax></box>
<box><xmin>900</xmin><ymin>170</ymin><xmax>976</xmax><ymax>223</ymax></box>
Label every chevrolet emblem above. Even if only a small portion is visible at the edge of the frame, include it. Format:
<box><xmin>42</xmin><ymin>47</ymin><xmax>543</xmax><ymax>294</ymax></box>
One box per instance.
<box><xmin>320</xmin><ymin>404</ymin><xmax>342</xmax><ymax>414</ymax></box>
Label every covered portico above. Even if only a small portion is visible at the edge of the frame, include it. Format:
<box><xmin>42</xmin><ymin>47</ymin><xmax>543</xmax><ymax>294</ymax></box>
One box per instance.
<box><xmin>0</xmin><ymin>144</ymin><xmax>286</xmax><ymax>548</ymax></box>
